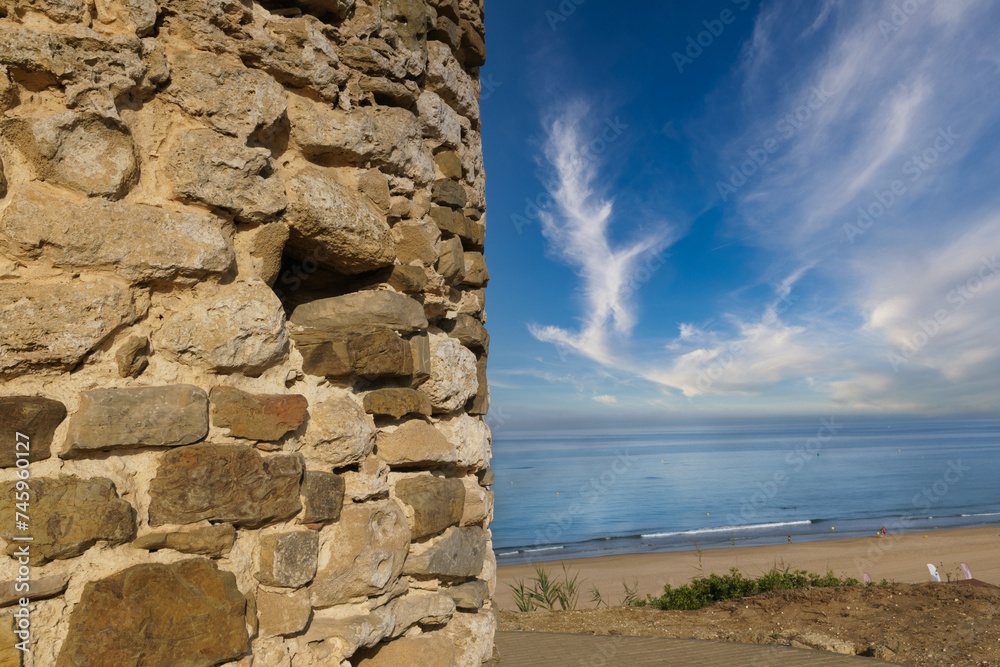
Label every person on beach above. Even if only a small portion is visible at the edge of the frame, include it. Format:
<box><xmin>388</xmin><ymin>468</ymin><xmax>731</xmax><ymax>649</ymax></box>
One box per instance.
<box><xmin>787</xmin><ymin>534</ymin><xmax>792</xmax><ymax>544</ymax></box>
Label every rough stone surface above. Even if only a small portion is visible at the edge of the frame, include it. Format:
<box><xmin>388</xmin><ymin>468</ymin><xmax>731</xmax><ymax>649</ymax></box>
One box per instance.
<box><xmin>444</xmin><ymin>610</ymin><xmax>497</xmax><ymax>666</ymax></box>
<box><xmin>0</xmin><ymin>573</ymin><xmax>69</xmax><ymax>608</ymax></box>
<box><xmin>0</xmin><ymin>280</ymin><xmax>148</xmax><ymax>377</ymax></box>
<box><xmin>432</xmin><ymin>178</ymin><xmax>467</xmax><ymax>209</ymax></box>
<box><xmin>55</xmin><ymin>559</ymin><xmax>249</xmax><ymax>667</ymax></box>
<box><xmin>342</xmin><ymin>454</ymin><xmax>390</xmax><ymax>502</ymax></box>
<box><xmin>148</xmin><ymin>445</ymin><xmax>303</xmax><ymax>527</ymax></box>
<box><xmin>166</xmin><ymin>129</ymin><xmax>287</xmax><ymax>223</ymax></box>
<box><xmin>0</xmin><ymin>617</ymin><xmax>15</xmax><ymax>667</ymax></box>
<box><xmin>460</xmin><ymin>476</ymin><xmax>492</xmax><ymax>526</ymax></box>
<box><xmin>0</xmin><ymin>187</ymin><xmax>234</xmax><ymax>282</ymax></box>
<box><xmin>310</xmin><ymin>499</ymin><xmax>411</xmax><ymax>607</ymax></box>
<box><xmin>468</xmin><ymin>354</ymin><xmax>490</xmax><ymax>415</ymax></box>
<box><xmin>210</xmin><ymin>386</ymin><xmax>308</xmax><ymax>441</ymax></box>
<box><xmin>166</xmin><ymin>51</ymin><xmax>287</xmax><ymax>138</ymax></box>
<box><xmin>156</xmin><ymin>281</ymin><xmax>289</xmax><ymax>374</ymax></box>
<box><xmin>462</xmin><ymin>252</ymin><xmax>489</xmax><ymax>286</ymax></box>
<box><xmin>426</xmin><ymin>41</ymin><xmax>480</xmax><ymax>122</ymax></box>
<box><xmin>0</xmin><ymin>476</ymin><xmax>135</xmax><ymax>564</ymax></box>
<box><xmin>403</xmin><ymin>526</ymin><xmax>488</xmax><ymax>578</ymax></box>
<box><xmin>442</xmin><ymin>314</ymin><xmax>489</xmax><ymax>354</ymax></box>
<box><xmin>257</xmin><ymin>589</ymin><xmax>312</xmax><ymax>638</ymax></box>
<box><xmin>354</xmin><ymin>633</ymin><xmax>459</xmax><ymax>667</ymax></box>
<box><xmin>114</xmin><ymin>335</ymin><xmax>149</xmax><ymax>378</ymax></box>
<box><xmin>410</xmin><ymin>332</ymin><xmax>432</xmax><ymax>384</ymax></box>
<box><xmin>359</xmin><ymin>168</ymin><xmax>392</xmax><ymax>213</ymax></box>
<box><xmin>363</xmin><ymin>388</ymin><xmax>432</xmax><ymax>419</ymax></box>
<box><xmin>250</xmin><ymin>222</ymin><xmax>289</xmax><ymax>286</ymax></box>
<box><xmin>298</xmin><ymin>396</ymin><xmax>375</xmax><ymax>469</ymax></box>
<box><xmin>63</xmin><ymin>385</ymin><xmax>208</xmax><ymax>457</ymax></box>
<box><xmin>0</xmin><ymin>396</ymin><xmax>65</xmax><ymax>467</ymax></box>
<box><xmin>437</xmin><ymin>236</ymin><xmax>465</xmax><ymax>284</ymax></box>
<box><xmin>132</xmin><ymin>524</ymin><xmax>237</xmax><ymax>557</ymax></box>
<box><xmin>394</xmin><ymin>476</ymin><xmax>465</xmax><ymax>539</ymax></box>
<box><xmin>388</xmin><ymin>264</ymin><xmax>428</xmax><ymax>294</ymax></box>
<box><xmin>376</xmin><ymin>420</ymin><xmax>454</xmax><ymax>468</ymax></box>
<box><xmin>421</xmin><ymin>333</ymin><xmax>479</xmax><ymax>413</ymax></box>
<box><xmin>290</xmin><ymin>291</ymin><xmax>428</xmax><ymax>333</ymax></box>
<box><xmin>392</xmin><ymin>219</ymin><xmax>440</xmax><ymax>266</ymax></box>
<box><xmin>417</xmin><ymin>91</ymin><xmax>462</xmax><ymax>148</ymax></box>
<box><xmin>447</xmin><ymin>580</ymin><xmax>489</xmax><ymax>611</ymax></box>
<box><xmin>3</xmin><ymin>111</ymin><xmax>138</xmax><ymax>197</ymax></box>
<box><xmin>436</xmin><ymin>414</ymin><xmax>491</xmax><ymax>470</ymax></box>
<box><xmin>256</xmin><ymin>531</ymin><xmax>319</xmax><ymax>588</ymax></box>
<box><xmin>299</xmin><ymin>470</ymin><xmax>346</xmax><ymax>523</ymax></box>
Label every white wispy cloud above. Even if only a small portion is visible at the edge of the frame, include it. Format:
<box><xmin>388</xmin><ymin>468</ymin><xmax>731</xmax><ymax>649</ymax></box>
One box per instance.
<box><xmin>592</xmin><ymin>394</ymin><xmax>618</xmax><ymax>405</ymax></box>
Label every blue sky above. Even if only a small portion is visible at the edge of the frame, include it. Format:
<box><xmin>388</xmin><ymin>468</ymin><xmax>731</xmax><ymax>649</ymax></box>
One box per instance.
<box><xmin>480</xmin><ymin>0</ymin><xmax>1000</xmax><ymax>429</ymax></box>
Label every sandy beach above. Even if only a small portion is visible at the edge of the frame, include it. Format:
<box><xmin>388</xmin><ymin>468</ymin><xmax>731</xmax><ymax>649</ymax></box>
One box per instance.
<box><xmin>494</xmin><ymin>525</ymin><xmax>1000</xmax><ymax>610</ymax></box>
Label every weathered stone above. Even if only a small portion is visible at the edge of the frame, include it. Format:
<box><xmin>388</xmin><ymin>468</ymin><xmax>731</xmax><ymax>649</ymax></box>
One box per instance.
<box><xmin>376</xmin><ymin>420</ymin><xmax>454</xmax><ymax>468</ymax></box>
<box><xmin>394</xmin><ymin>476</ymin><xmax>465</xmax><ymax>539</ymax></box>
<box><xmin>166</xmin><ymin>129</ymin><xmax>287</xmax><ymax>223</ymax></box>
<box><xmin>403</xmin><ymin>526</ymin><xmax>487</xmax><ymax>578</ymax></box>
<box><xmin>444</xmin><ymin>609</ymin><xmax>496</xmax><ymax>666</ymax></box>
<box><xmin>148</xmin><ymin>445</ymin><xmax>303</xmax><ymax>527</ymax></box>
<box><xmin>426</xmin><ymin>41</ymin><xmax>479</xmax><ymax>122</ymax></box>
<box><xmin>0</xmin><ymin>187</ymin><xmax>234</xmax><ymax>282</ymax></box>
<box><xmin>0</xmin><ymin>66</ymin><xmax>14</xmax><ymax>112</ymax></box>
<box><xmin>166</xmin><ymin>51</ymin><xmax>286</xmax><ymax>137</ymax></box>
<box><xmin>468</xmin><ymin>354</ymin><xmax>489</xmax><ymax>415</ymax></box>
<box><xmin>437</xmin><ymin>236</ymin><xmax>465</xmax><ymax>284</ymax></box>
<box><xmin>446</xmin><ymin>580</ymin><xmax>488</xmax><ymax>610</ymax></box>
<box><xmin>0</xmin><ymin>280</ymin><xmax>148</xmax><ymax>377</ymax></box>
<box><xmin>421</xmin><ymin>333</ymin><xmax>478</xmax><ymax>413</ymax></box>
<box><xmin>288</xmin><ymin>95</ymin><xmax>433</xmax><ymax>182</ymax></box>
<box><xmin>392</xmin><ymin>219</ymin><xmax>440</xmax><ymax>266</ymax></box>
<box><xmin>417</xmin><ymin>91</ymin><xmax>462</xmax><ymax>148</ymax></box>
<box><xmin>339</xmin><ymin>43</ymin><xmax>404</xmax><ymax>78</ymax></box>
<box><xmin>114</xmin><ymin>335</ymin><xmax>149</xmax><ymax>378</ymax></box>
<box><xmin>342</xmin><ymin>454</ymin><xmax>389</xmax><ymax>502</ymax></box>
<box><xmin>256</xmin><ymin>531</ymin><xmax>319</xmax><ymax>588</ymax></box>
<box><xmin>284</xmin><ymin>169</ymin><xmax>396</xmax><ymax>275</ymax></box>
<box><xmin>434</xmin><ymin>151</ymin><xmax>464</xmax><ymax>180</ymax></box>
<box><xmin>436</xmin><ymin>413</ymin><xmax>490</xmax><ymax>470</ymax></box>
<box><xmin>298</xmin><ymin>396</ymin><xmax>375</xmax><ymax>468</ymax></box>
<box><xmin>0</xmin><ymin>158</ymin><xmax>6</xmax><ymax>200</ymax></box>
<box><xmin>410</xmin><ymin>332</ymin><xmax>432</xmax><ymax>384</ymax></box>
<box><xmin>460</xmin><ymin>476</ymin><xmax>491</xmax><ymax>526</ymax></box>
<box><xmin>210</xmin><ymin>386</ymin><xmax>308</xmax><ymax>441</ymax></box>
<box><xmin>359</xmin><ymin>75</ymin><xmax>418</xmax><ymax>107</ymax></box>
<box><xmin>442</xmin><ymin>314</ymin><xmax>489</xmax><ymax>354</ymax></box>
<box><xmin>55</xmin><ymin>559</ymin><xmax>249</xmax><ymax>667</ymax></box>
<box><xmin>0</xmin><ymin>476</ymin><xmax>135</xmax><ymax>564</ymax></box>
<box><xmin>0</xmin><ymin>617</ymin><xmax>16</xmax><ymax>667</ymax></box>
<box><xmin>359</xmin><ymin>168</ymin><xmax>391</xmax><ymax>213</ymax></box>
<box><xmin>290</xmin><ymin>291</ymin><xmax>428</xmax><ymax>333</ymax></box>
<box><xmin>299</xmin><ymin>471</ymin><xmax>345</xmax><ymax>523</ymax></box>
<box><xmin>459</xmin><ymin>18</ymin><xmax>487</xmax><ymax>67</ymax></box>
<box><xmin>462</xmin><ymin>252</ymin><xmax>489</xmax><ymax>286</ymax></box>
<box><xmin>156</xmin><ymin>281</ymin><xmax>289</xmax><ymax>374</ymax></box>
<box><xmin>133</xmin><ymin>524</ymin><xmax>237</xmax><ymax>557</ymax></box>
<box><xmin>310</xmin><ymin>499</ymin><xmax>411</xmax><ymax>607</ymax></box>
<box><xmin>63</xmin><ymin>385</ymin><xmax>208</xmax><ymax>457</ymax></box>
<box><xmin>430</xmin><ymin>205</ymin><xmax>471</xmax><ymax>238</ymax></box>
<box><xmin>387</xmin><ymin>264</ymin><xmax>428</xmax><ymax>294</ymax></box>
<box><xmin>354</xmin><ymin>633</ymin><xmax>459</xmax><ymax>667</ymax></box>
<box><xmin>2</xmin><ymin>0</ymin><xmax>89</xmax><ymax>24</ymax></box>
<box><xmin>257</xmin><ymin>588</ymin><xmax>312</xmax><ymax>638</ymax></box>
<box><xmin>430</xmin><ymin>13</ymin><xmax>462</xmax><ymax>49</ymax></box>
<box><xmin>292</xmin><ymin>328</ymin><xmax>353</xmax><ymax>378</ymax></box>
<box><xmin>250</xmin><ymin>222</ymin><xmax>290</xmax><ymax>286</ymax></box>
<box><xmin>3</xmin><ymin>111</ymin><xmax>138</xmax><ymax>197</ymax></box>
<box><xmin>432</xmin><ymin>178</ymin><xmax>467</xmax><ymax>208</ymax></box>
<box><xmin>388</xmin><ymin>590</ymin><xmax>456</xmax><ymax>635</ymax></box>
<box><xmin>0</xmin><ymin>574</ymin><xmax>69</xmax><ymax>608</ymax></box>
<box><xmin>364</xmin><ymin>388</ymin><xmax>432</xmax><ymax>419</ymax></box>
<box><xmin>382</xmin><ymin>0</ymin><xmax>428</xmax><ymax>70</ymax></box>
<box><xmin>477</xmin><ymin>467</ymin><xmax>494</xmax><ymax>486</ymax></box>
<box><xmin>0</xmin><ymin>396</ymin><xmax>65</xmax><ymax>467</ymax></box>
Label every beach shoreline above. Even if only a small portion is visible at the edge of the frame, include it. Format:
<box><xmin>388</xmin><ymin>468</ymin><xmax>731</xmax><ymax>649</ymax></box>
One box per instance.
<box><xmin>494</xmin><ymin>524</ymin><xmax>1000</xmax><ymax>610</ymax></box>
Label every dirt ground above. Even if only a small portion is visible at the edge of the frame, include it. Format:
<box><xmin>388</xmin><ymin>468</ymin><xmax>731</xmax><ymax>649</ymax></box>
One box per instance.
<box><xmin>497</xmin><ymin>582</ymin><xmax>1000</xmax><ymax>667</ymax></box>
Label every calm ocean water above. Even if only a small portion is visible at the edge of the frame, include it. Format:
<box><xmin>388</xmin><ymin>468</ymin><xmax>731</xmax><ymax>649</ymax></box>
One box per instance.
<box><xmin>491</xmin><ymin>418</ymin><xmax>1000</xmax><ymax>565</ymax></box>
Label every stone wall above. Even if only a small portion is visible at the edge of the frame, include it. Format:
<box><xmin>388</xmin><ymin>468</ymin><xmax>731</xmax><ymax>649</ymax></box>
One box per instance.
<box><xmin>0</xmin><ymin>0</ymin><xmax>493</xmax><ymax>664</ymax></box>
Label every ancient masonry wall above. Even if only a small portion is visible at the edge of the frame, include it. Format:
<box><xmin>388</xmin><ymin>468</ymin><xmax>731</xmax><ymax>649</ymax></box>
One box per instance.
<box><xmin>0</xmin><ymin>0</ymin><xmax>493</xmax><ymax>664</ymax></box>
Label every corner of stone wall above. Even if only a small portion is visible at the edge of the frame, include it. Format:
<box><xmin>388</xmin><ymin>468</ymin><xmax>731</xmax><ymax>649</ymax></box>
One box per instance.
<box><xmin>0</xmin><ymin>0</ymin><xmax>494</xmax><ymax>664</ymax></box>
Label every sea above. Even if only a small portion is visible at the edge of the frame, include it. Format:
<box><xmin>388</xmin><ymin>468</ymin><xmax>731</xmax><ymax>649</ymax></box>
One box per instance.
<box><xmin>491</xmin><ymin>417</ymin><xmax>1000</xmax><ymax>566</ymax></box>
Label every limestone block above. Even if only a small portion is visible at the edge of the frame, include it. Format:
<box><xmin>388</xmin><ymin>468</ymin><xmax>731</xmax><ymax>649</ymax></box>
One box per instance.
<box><xmin>299</xmin><ymin>0</ymin><xmax>355</xmax><ymax>20</ymax></box>
<box><xmin>310</xmin><ymin>499</ymin><xmax>411</xmax><ymax>607</ymax></box>
<box><xmin>459</xmin><ymin>476</ymin><xmax>491</xmax><ymax>527</ymax></box>
<box><xmin>459</xmin><ymin>18</ymin><xmax>486</xmax><ymax>67</ymax></box>
<box><xmin>132</xmin><ymin>524</ymin><xmax>237</xmax><ymax>557</ymax></box>
<box><xmin>354</xmin><ymin>633</ymin><xmax>459</xmax><ymax>667</ymax></box>
<box><xmin>156</xmin><ymin>282</ymin><xmax>289</xmax><ymax>374</ymax></box>
<box><xmin>410</xmin><ymin>332</ymin><xmax>432</xmax><ymax>384</ymax></box>
<box><xmin>381</xmin><ymin>0</ymin><xmax>428</xmax><ymax>72</ymax></box>
<box><xmin>350</xmin><ymin>329</ymin><xmax>414</xmax><ymax>381</ymax></box>
<box><xmin>290</xmin><ymin>291</ymin><xmax>427</xmax><ymax>333</ymax></box>
<box><xmin>393</xmin><ymin>476</ymin><xmax>465</xmax><ymax>539</ymax></box>
<box><xmin>339</xmin><ymin>43</ymin><xmax>405</xmax><ymax>79</ymax></box>
<box><xmin>434</xmin><ymin>151</ymin><xmax>464</xmax><ymax>180</ymax></box>
<box><xmin>250</xmin><ymin>222</ymin><xmax>290</xmax><ymax>286</ymax></box>
<box><xmin>166</xmin><ymin>51</ymin><xmax>286</xmax><ymax>137</ymax></box>
<box><xmin>256</xmin><ymin>531</ymin><xmax>319</xmax><ymax>588</ymax></box>
<box><xmin>462</xmin><ymin>252</ymin><xmax>489</xmax><ymax>287</ymax></box>
<box><xmin>284</xmin><ymin>169</ymin><xmax>396</xmax><ymax>275</ymax></box>
<box><xmin>148</xmin><ymin>445</ymin><xmax>303</xmax><ymax>527</ymax></box>
<box><xmin>363</xmin><ymin>388</ymin><xmax>432</xmax><ymax>419</ymax></box>
<box><xmin>387</xmin><ymin>264</ymin><xmax>428</xmax><ymax>294</ymax></box>
<box><xmin>166</xmin><ymin>129</ymin><xmax>287</xmax><ymax>223</ymax></box>
<box><xmin>388</xmin><ymin>590</ymin><xmax>456</xmax><ymax>635</ymax></box>
<box><xmin>63</xmin><ymin>385</ymin><xmax>209</xmax><ymax>457</ymax></box>
<box><xmin>417</xmin><ymin>91</ymin><xmax>462</xmax><ymax>148</ymax></box>
<box><xmin>291</xmin><ymin>329</ymin><xmax>353</xmax><ymax>378</ymax></box>
<box><xmin>0</xmin><ymin>280</ymin><xmax>148</xmax><ymax>377</ymax></box>
<box><xmin>359</xmin><ymin>75</ymin><xmax>418</xmax><ymax>107</ymax></box>
<box><xmin>2</xmin><ymin>0</ymin><xmax>89</xmax><ymax>24</ymax></box>
<box><xmin>55</xmin><ymin>560</ymin><xmax>249</xmax><ymax>667</ymax></box>
<box><xmin>3</xmin><ymin>111</ymin><xmax>138</xmax><ymax>197</ymax></box>
<box><xmin>376</xmin><ymin>420</ymin><xmax>454</xmax><ymax>468</ymax></box>
<box><xmin>437</xmin><ymin>236</ymin><xmax>465</xmax><ymax>284</ymax></box>
<box><xmin>432</xmin><ymin>178</ymin><xmax>467</xmax><ymax>209</ymax></box>
<box><xmin>429</xmin><ymin>205</ymin><xmax>470</xmax><ymax>238</ymax></box>
<box><xmin>210</xmin><ymin>386</ymin><xmax>308</xmax><ymax>441</ymax></box>
<box><xmin>358</xmin><ymin>168</ymin><xmax>391</xmax><ymax>213</ymax></box>
<box><xmin>446</xmin><ymin>580</ymin><xmax>488</xmax><ymax>611</ymax></box>
<box><xmin>421</xmin><ymin>333</ymin><xmax>478</xmax><ymax>413</ymax></box>
<box><xmin>402</xmin><ymin>526</ymin><xmax>487</xmax><ymax>579</ymax></box>
<box><xmin>426</xmin><ymin>41</ymin><xmax>479</xmax><ymax>122</ymax></box>
<box><xmin>443</xmin><ymin>610</ymin><xmax>496</xmax><ymax>667</ymax></box>
<box><xmin>391</xmin><ymin>219</ymin><xmax>440</xmax><ymax>266</ymax></box>
<box><xmin>288</xmin><ymin>95</ymin><xmax>433</xmax><ymax>183</ymax></box>
<box><xmin>257</xmin><ymin>588</ymin><xmax>312</xmax><ymax>638</ymax></box>
<box><xmin>299</xmin><ymin>471</ymin><xmax>346</xmax><ymax>523</ymax></box>
<box><xmin>0</xmin><ymin>396</ymin><xmax>65</xmax><ymax>467</ymax></box>
<box><xmin>436</xmin><ymin>414</ymin><xmax>490</xmax><ymax>470</ymax></box>
<box><xmin>114</xmin><ymin>335</ymin><xmax>149</xmax><ymax>378</ymax></box>
<box><xmin>342</xmin><ymin>454</ymin><xmax>389</xmax><ymax>502</ymax></box>
<box><xmin>0</xmin><ymin>476</ymin><xmax>135</xmax><ymax>564</ymax></box>
<box><xmin>0</xmin><ymin>574</ymin><xmax>68</xmax><ymax>608</ymax></box>
<box><xmin>441</xmin><ymin>314</ymin><xmax>489</xmax><ymax>354</ymax></box>
<box><xmin>430</xmin><ymin>13</ymin><xmax>462</xmax><ymax>49</ymax></box>
<box><xmin>298</xmin><ymin>395</ymin><xmax>375</xmax><ymax>468</ymax></box>
<box><xmin>0</xmin><ymin>616</ymin><xmax>17</xmax><ymax>667</ymax></box>
<box><xmin>0</xmin><ymin>187</ymin><xmax>234</xmax><ymax>282</ymax></box>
